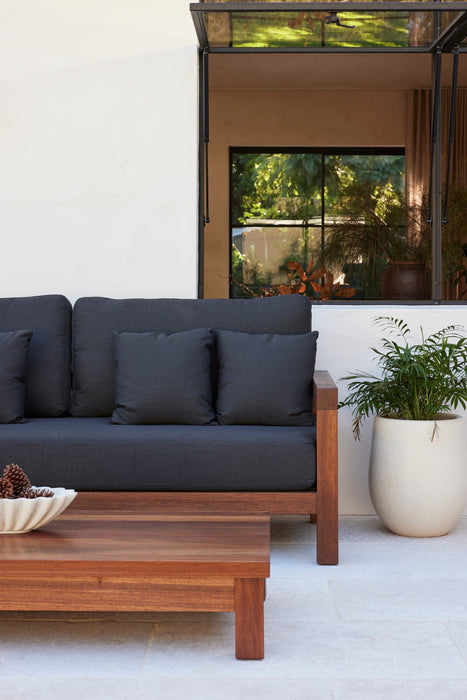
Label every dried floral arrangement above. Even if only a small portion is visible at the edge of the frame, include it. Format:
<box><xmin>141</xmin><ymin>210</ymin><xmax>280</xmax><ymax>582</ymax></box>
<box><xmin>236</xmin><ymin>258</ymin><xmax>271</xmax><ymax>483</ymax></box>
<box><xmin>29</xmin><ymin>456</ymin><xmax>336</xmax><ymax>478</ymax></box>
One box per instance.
<box><xmin>0</xmin><ymin>464</ymin><xmax>54</xmax><ymax>499</ymax></box>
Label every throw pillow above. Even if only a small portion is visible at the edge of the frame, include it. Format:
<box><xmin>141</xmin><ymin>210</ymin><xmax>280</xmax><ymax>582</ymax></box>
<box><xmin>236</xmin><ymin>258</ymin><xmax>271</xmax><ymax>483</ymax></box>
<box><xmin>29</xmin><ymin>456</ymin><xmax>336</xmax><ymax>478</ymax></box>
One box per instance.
<box><xmin>0</xmin><ymin>329</ymin><xmax>33</xmax><ymax>423</ymax></box>
<box><xmin>216</xmin><ymin>329</ymin><xmax>319</xmax><ymax>426</ymax></box>
<box><xmin>111</xmin><ymin>328</ymin><xmax>216</xmax><ymax>425</ymax></box>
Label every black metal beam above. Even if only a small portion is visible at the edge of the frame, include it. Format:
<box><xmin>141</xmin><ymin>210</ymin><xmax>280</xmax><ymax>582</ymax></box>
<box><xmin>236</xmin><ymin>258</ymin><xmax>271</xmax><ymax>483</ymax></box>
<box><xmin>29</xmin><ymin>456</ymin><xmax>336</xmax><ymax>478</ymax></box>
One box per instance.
<box><xmin>203</xmin><ymin>49</ymin><xmax>210</xmax><ymax>226</ymax></box>
<box><xmin>427</xmin><ymin>48</ymin><xmax>442</xmax><ymax>225</ymax></box>
<box><xmin>191</xmin><ymin>7</ymin><xmax>209</xmax><ymax>51</ymax></box>
<box><xmin>431</xmin><ymin>50</ymin><xmax>443</xmax><ymax>303</ymax></box>
<box><xmin>208</xmin><ymin>47</ymin><xmax>428</xmax><ymax>54</ymax></box>
<box><xmin>197</xmin><ymin>51</ymin><xmax>205</xmax><ymax>298</ymax></box>
<box><xmin>191</xmin><ymin>3</ymin><xmax>467</xmax><ymax>12</ymax></box>
<box><xmin>443</xmin><ymin>48</ymin><xmax>459</xmax><ymax>223</ymax></box>
<box><xmin>429</xmin><ymin>11</ymin><xmax>467</xmax><ymax>53</ymax></box>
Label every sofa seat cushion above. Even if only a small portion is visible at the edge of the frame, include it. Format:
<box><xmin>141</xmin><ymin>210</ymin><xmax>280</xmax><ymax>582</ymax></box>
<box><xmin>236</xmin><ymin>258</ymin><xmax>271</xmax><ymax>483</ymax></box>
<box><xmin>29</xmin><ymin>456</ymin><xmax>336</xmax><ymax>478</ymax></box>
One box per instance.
<box><xmin>0</xmin><ymin>418</ymin><xmax>316</xmax><ymax>491</ymax></box>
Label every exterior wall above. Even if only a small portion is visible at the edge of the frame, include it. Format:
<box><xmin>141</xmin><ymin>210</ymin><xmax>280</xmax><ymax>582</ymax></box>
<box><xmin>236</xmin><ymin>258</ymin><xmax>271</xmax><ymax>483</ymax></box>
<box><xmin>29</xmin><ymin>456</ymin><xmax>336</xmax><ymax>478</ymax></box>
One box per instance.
<box><xmin>0</xmin><ymin>1</ymin><xmax>198</xmax><ymax>302</ymax></box>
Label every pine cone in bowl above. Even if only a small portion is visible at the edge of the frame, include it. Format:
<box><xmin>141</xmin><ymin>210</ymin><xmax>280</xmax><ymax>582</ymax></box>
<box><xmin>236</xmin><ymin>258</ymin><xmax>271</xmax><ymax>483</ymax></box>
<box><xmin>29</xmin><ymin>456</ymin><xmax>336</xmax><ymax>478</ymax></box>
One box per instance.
<box><xmin>3</xmin><ymin>464</ymin><xmax>31</xmax><ymax>496</ymax></box>
<box><xmin>0</xmin><ymin>464</ymin><xmax>77</xmax><ymax>533</ymax></box>
<box><xmin>0</xmin><ymin>477</ymin><xmax>14</xmax><ymax>499</ymax></box>
<box><xmin>18</xmin><ymin>487</ymin><xmax>54</xmax><ymax>499</ymax></box>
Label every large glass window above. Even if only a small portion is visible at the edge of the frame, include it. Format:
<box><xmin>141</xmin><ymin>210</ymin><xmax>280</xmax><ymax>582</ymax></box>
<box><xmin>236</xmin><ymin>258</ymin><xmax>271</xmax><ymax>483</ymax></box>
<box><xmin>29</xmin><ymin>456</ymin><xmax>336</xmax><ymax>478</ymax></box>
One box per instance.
<box><xmin>230</xmin><ymin>148</ymin><xmax>438</xmax><ymax>301</ymax></box>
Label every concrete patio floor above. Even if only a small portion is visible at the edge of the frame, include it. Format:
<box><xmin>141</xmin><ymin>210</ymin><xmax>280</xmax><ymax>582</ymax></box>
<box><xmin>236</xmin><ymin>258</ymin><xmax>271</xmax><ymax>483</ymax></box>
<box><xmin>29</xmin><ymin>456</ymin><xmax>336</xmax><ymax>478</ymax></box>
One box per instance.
<box><xmin>1</xmin><ymin>515</ymin><xmax>467</xmax><ymax>699</ymax></box>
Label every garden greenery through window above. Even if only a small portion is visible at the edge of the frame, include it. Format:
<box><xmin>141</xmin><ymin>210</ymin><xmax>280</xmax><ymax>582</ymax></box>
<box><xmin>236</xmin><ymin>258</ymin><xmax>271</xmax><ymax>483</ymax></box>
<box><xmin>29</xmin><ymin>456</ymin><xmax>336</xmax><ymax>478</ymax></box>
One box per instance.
<box><xmin>230</xmin><ymin>148</ymin><xmax>439</xmax><ymax>302</ymax></box>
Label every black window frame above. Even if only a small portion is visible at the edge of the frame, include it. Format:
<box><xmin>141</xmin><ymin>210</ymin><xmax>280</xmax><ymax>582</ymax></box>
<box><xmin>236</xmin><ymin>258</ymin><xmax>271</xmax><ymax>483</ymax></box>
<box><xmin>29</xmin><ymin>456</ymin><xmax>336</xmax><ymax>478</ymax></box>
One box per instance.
<box><xmin>229</xmin><ymin>146</ymin><xmax>432</xmax><ymax>304</ymax></box>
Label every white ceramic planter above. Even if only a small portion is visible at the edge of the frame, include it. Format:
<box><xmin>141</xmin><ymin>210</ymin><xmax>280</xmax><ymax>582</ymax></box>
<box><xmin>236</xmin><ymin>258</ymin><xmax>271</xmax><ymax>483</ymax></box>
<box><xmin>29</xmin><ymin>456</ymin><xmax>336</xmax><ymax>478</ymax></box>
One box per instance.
<box><xmin>369</xmin><ymin>415</ymin><xmax>467</xmax><ymax>537</ymax></box>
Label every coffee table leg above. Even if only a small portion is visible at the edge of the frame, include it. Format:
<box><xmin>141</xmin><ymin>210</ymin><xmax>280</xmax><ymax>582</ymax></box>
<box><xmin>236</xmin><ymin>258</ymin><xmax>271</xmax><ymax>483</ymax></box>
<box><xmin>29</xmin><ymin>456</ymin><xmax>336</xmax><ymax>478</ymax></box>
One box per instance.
<box><xmin>234</xmin><ymin>578</ymin><xmax>265</xmax><ymax>660</ymax></box>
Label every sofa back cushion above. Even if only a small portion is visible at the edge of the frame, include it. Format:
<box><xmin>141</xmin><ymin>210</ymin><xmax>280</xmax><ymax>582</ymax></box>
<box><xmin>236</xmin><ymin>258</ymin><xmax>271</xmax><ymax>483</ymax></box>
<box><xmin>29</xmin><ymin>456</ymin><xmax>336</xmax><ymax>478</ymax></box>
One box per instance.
<box><xmin>0</xmin><ymin>295</ymin><xmax>72</xmax><ymax>417</ymax></box>
<box><xmin>71</xmin><ymin>295</ymin><xmax>312</xmax><ymax>417</ymax></box>
<box><xmin>0</xmin><ymin>330</ymin><xmax>33</xmax><ymax>423</ymax></box>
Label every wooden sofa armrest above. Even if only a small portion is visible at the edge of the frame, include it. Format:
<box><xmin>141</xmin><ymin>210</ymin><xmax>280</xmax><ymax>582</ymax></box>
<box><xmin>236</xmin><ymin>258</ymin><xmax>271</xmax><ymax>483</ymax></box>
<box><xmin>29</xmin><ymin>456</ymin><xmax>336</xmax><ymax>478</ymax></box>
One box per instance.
<box><xmin>313</xmin><ymin>370</ymin><xmax>338</xmax><ymax>565</ymax></box>
<box><xmin>313</xmin><ymin>370</ymin><xmax>338</xmax><ymax>413</ymax></box>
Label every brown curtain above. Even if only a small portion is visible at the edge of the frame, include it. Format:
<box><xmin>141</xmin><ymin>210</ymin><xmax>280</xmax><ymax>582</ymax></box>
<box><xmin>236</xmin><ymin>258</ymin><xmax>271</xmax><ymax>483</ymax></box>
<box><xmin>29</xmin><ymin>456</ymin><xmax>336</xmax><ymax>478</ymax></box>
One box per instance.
<box><xmin>442</xmin><ymin>88</ymin><xmax>467</xmax><ymax>189</ymax></box>
<box><xmin>406</xmin><ymin>88</ymin><xmax>467</xmax><ymax>198</ymax></box>
<box><xmin>406</xmin><ymin>89</ymin><xmax>431</xmax><ymax>209</ymax></box>
<box><xmin>406</xmin><ymin>88</ymin><xmax>467</xmax><ymax>299</ymax></box>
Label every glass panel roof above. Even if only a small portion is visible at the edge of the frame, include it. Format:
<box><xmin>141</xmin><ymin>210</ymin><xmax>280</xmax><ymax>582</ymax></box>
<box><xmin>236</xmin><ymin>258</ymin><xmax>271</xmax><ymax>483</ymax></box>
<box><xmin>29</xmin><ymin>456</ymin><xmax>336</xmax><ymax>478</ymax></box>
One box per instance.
<box><xmin>191</xmin><ymin>3</ymin><xmax>467</xmax><ymax>51</ymax></box>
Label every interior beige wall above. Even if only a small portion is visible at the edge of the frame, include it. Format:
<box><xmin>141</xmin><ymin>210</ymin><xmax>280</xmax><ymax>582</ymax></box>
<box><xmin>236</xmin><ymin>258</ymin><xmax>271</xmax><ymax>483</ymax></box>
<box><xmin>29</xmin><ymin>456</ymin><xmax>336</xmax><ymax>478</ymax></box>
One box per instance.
<box><xmin>204</xmin><ymin>88</ymin><xmax>406</xmax><ymax>298</ymax></box>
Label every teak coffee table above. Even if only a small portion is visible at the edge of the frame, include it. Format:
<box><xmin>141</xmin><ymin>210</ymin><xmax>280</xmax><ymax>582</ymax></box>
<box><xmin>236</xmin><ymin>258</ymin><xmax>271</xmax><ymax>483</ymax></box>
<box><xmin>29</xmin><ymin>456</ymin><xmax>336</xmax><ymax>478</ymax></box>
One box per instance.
<box><xmin>0</xmin><ymin>510</ymin><xmax>270</xmax><ymax>660</ymax></box>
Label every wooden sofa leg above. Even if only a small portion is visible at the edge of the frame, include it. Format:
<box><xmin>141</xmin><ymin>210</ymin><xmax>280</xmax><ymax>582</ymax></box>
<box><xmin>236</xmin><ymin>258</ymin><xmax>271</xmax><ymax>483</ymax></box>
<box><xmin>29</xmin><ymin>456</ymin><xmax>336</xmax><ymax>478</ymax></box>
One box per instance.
<box><xmin>314</xmin><ymin>371</ymin><xmax>339</xmax><ymax>565</ymax></box>
<box><xmin>316</xmin><ymin>505</ymin><xmax>338</xmax><ymax>565</ymax></box>
<box><xmin>316</xmin><ymin>405</ymin><xmax>338</xmax><ymax>564</ymax></box>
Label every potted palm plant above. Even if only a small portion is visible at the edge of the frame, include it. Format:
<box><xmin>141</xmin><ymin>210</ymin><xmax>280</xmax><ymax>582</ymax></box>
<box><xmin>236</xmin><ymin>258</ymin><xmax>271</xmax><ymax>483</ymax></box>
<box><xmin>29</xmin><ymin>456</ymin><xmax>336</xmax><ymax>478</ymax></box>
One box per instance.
<box><xmin>340</xmin><ymin>317</ymin><xmax>467</xmax><ymax>537</ymax></box>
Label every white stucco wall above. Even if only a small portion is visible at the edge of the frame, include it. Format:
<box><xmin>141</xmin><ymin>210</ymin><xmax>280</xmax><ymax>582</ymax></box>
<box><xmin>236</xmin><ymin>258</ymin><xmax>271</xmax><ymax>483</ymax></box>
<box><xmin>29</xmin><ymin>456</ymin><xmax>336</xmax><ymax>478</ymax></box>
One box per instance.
<box><xmin>0</xmin><ymin>0</ymin><xmax>198</xmax><ymax>301</ymax></box>
<box><xmin>313</xmin><ymin>305</ymin><xmax>467</xmax><ymax>514</ymax></box>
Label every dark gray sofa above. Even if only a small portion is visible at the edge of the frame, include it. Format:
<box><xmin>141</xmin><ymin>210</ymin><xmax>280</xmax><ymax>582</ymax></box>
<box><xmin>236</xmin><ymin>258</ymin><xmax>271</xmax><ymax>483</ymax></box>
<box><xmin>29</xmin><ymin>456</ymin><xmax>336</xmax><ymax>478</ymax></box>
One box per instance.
<box><xmin>0</xmin><ymin>294</ymin><xmax>338</xmax><ymax>564</ymax></box>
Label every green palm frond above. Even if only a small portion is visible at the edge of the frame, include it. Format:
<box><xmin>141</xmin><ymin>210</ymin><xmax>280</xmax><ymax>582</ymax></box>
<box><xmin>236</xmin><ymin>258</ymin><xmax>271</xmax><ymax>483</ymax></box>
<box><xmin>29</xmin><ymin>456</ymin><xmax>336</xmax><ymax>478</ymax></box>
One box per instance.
<box><xmin>339</xmin><ymin>316</ymin><xmax>467</xmax><ymax>439</ymax></box>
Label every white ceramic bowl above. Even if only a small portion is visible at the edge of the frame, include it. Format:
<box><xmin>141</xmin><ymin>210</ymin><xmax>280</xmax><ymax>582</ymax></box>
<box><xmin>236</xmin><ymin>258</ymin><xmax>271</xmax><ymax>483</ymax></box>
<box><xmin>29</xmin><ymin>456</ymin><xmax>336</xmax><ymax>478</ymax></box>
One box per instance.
<box><xmin>0</xmin><ymin>487</ymin><xmax>77</xmax><ymax>534</ymax></box>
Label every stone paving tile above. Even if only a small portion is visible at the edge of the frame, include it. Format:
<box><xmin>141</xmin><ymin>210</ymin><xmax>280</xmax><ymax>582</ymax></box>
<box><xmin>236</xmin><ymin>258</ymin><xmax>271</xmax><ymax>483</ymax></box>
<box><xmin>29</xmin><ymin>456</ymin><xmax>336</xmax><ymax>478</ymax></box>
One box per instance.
<box><xmin>332</xmin><ymin>679</ymin><xmax>467</xmax><ymax>700</ymax></box>
<box><xmin>330</xmin><ymin>578</ymin><xmax>467</xmax><ymax>622</ymax></box>
<box><xmin>270</xmin><ymin>515</ymin><xmax>316</xmax><ymax>544</ymax></box>
<box><xmin>335</xmin><ymin>516</ymin><xmax>467</xmax><ymax>544</ymax></box>
<box><xmin>140</xmin><ymin>620</ymin><xmax>467</xmax><ymax>680</ymax></box>
<box><xmin>265</xmin><ymin>576</ymin><xmax>336</xmax><ymax>622</ymax></box>
<box><xmin>0</xmin><ymin>677</ymin><xmax>334</xmax><ymax>700</ymax></box>
<box><xmin>271</xmin><ymin>539</ymin><xmax>467</xmax><ymax>580</ymax></box>
<box><xmin>0</xmin><ymin>621</ymin><xmax>153</xmax><ymax>678</ymax></box>
<box><xmin>447</xmin><ymin>622</ymin><xmax>467</xmax><ymax>665</ymax></box>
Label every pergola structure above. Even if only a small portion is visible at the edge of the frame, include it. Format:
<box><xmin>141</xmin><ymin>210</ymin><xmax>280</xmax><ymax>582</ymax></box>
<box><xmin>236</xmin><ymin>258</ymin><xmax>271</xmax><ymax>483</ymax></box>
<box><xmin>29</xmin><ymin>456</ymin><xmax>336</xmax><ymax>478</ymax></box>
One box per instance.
<box><xmin>190</xmin><ymin>2</ymin><xmax>467</xmax><ymax>300</ymax></box>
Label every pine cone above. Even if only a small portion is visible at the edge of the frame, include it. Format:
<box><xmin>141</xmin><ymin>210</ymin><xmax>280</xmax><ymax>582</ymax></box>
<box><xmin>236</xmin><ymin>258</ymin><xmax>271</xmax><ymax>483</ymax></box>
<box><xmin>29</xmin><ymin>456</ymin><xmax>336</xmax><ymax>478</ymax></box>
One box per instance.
<box><xmin>16</xmin><ymin>487</ymin><xmax>36</xmax><ymax>499</ymax></box>
<box><xmin>32</xmin><ymin>487</ymin><xmax>54</xmax><ymax>498</ymax></box>
<box><xmin>18</xmin><ymin>487</ymin><xmax>54</xmax><ymax>499</ymax></box>
<box><xmin>3</xmin><ymin>464</ymin><xmax>31</xmax><ymax>496</ymax></box>
<box><xmin>0</xmin><ymin>477</ymin><xmax>14</xmax><ymax>499</ymax></box>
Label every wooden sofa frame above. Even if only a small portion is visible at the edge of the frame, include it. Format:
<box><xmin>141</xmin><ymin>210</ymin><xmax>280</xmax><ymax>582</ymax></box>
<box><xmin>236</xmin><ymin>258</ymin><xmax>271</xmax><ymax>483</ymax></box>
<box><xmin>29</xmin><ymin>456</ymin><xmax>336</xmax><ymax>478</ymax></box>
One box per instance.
<box><xmin>71</xmin><ymin>370</ymin><xmax>338</xmax><ymax>565</ymax></box>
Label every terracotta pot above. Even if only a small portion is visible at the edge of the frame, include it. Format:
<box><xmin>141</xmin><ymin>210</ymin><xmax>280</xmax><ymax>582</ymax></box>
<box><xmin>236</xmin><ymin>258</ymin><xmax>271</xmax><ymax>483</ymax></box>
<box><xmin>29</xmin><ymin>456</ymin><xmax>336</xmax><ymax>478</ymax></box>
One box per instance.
<box><xmin>369</xmin><ymin>415</ymin><xmax>467</xmax><ymax>537</ymax></box>
<box><xmin>381</xmin><ymin>262</ymin><xmax>428</xmax><ymax>300</ymax></box>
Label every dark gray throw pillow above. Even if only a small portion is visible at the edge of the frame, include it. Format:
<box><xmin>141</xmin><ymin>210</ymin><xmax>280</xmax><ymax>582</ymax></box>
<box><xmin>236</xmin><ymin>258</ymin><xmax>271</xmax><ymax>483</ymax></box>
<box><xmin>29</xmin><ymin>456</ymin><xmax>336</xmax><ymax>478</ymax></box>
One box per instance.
<box><xmin>111</xmin><ymin>329</ymin><xmax>216</xmax><ymax>425</ymax></box>
<box><xmin>216</xmin><ymin>329</ymin><xmax>319</xmax><ymax>426</ymax></box>
<box><xmin>0</xmin><ymin>329</ymin><xmax>33</xmax><ymax>423</ymax></box>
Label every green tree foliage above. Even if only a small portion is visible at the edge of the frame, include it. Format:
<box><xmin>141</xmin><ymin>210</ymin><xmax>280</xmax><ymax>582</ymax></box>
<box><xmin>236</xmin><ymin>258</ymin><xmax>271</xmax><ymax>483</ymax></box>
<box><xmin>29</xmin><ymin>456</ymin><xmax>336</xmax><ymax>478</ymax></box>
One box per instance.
<box><xmin>231</xmin><ymin>151</ymin><xmax>405</xmax><ymax>300</ymax></box>
<box><xmin>232</xmin><ymin>152</ymin><xmax>404</xmax><ymax>226</ymax></box>
<box><xmin>231</xmin><ymin>11</ymin><xmax>410</xmax><ymax>50</ymax></box>
<box><xmin>232</xmin><ymin>153</ymin><xmax>324</xmax><ymax>224</ymax></box>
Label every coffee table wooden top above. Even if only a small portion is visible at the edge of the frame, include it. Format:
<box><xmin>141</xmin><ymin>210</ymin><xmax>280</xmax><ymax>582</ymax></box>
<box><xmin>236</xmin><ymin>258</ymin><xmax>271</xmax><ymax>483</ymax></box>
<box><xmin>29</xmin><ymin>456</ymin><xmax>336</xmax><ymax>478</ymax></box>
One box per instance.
<box><xmin>0</xmin><ymin>511</ymin><xmax>270</xmax><ymax>578</ymax></box>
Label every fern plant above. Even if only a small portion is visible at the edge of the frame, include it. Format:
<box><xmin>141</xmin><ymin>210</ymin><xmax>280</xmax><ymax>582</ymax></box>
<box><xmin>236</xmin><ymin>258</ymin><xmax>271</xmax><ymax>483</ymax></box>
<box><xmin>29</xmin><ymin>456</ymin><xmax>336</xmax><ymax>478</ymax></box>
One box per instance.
<box><xmin>339</xmin><ymin>317</ymin><xmax>467</xmax><ymax>440</ymax></box>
